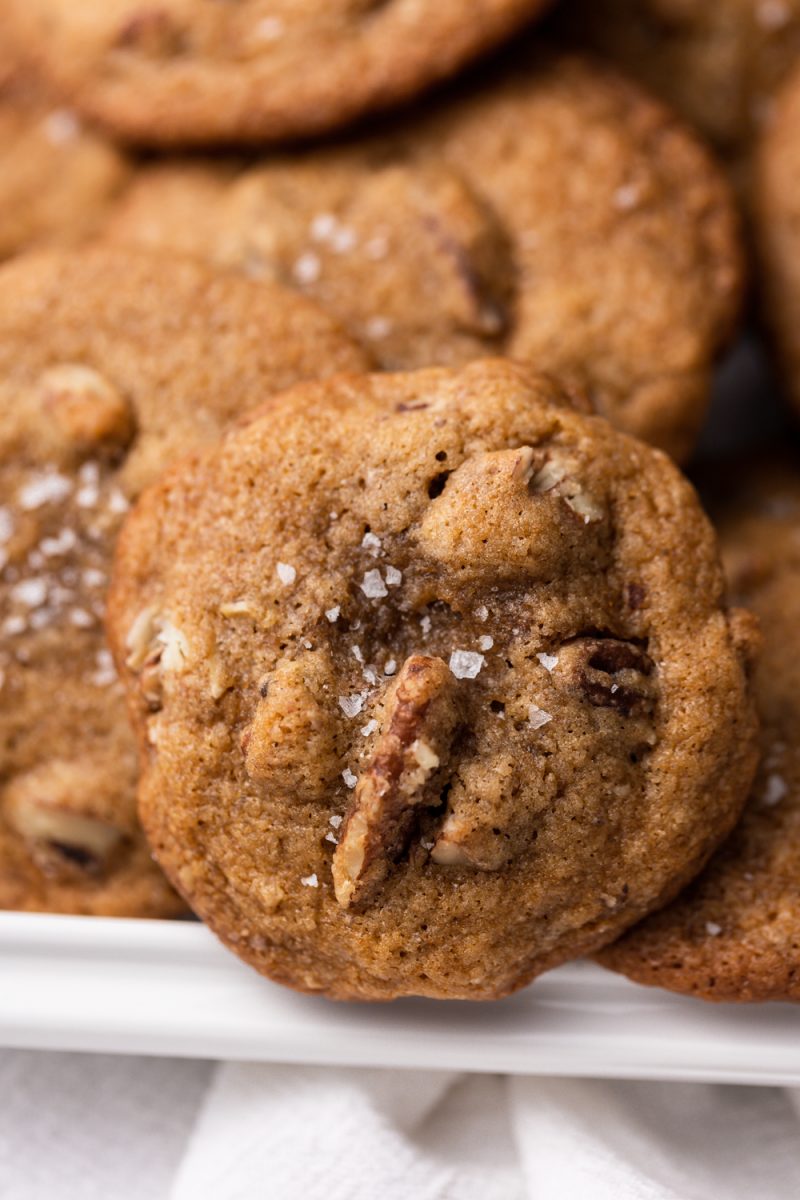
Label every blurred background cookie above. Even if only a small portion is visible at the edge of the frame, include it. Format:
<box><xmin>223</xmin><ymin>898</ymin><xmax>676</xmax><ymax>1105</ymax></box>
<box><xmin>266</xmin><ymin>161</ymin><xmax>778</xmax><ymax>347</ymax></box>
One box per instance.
<box><xmin>3</xmin><ymin>0</ymin><xmax>553</xmax><ymax>146</ymax></box>
<box><xmin>755</xmin><ymin>62</ymin><xmax>800</xmax><ymax>415</ymax></box>
<box><xmin>598</xmin><ymin>458</ymin><xmax>800</xmax><ymax>1002</ymax></box>
<box><xmin>107</xmin><ymin>359</ymin><xmax>758</xmax><ymax>999</ymax></box>
<box><xmin>0</xmin><ymin>44</ymin><xmax>129</xmax><ymax>261</ymax></box>
<box><xmin>0</xmin><ymin>247</ymin><xmax>367</xmax><ymax>916</ymax></box>
<box><xmin>549</xmin><ymin>0</ymin><xmax>800</xmax><ymax>167</ymax></box>
<box><xmin>106</xmin><ymin>52</ymin><xmax>744</xmax><ymax>461</ymax></box>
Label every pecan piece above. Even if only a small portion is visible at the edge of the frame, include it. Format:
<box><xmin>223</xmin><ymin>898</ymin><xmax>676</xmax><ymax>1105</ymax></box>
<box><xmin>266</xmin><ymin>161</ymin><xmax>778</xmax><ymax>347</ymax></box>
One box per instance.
<box><xmin>125</xmin><ymin>606</ymin><xmax>189</xmax><ymax>710</ymax></box>
<box><xmin>4</xmin><ymin>762</ymin><xmax>126</xmax><ymax>878</ymax></box>
<box><xmin>332</xmin><ymin>655</ymin><xmax>461</xmax><ymax>909</ymax></box>
<box><xmin>38</xmin><ymin>364</ymin><xmax>134</xmax><ymax>452</ymax></box>
<box><xmin>558</xmin><ymin>637</ymin><xmax>656</xmax><ymax>716</ymax></box>
<box><xmin>241</xmin><ymin>656</ymin><xmax>337</xmax><ymax>797</ymax></box>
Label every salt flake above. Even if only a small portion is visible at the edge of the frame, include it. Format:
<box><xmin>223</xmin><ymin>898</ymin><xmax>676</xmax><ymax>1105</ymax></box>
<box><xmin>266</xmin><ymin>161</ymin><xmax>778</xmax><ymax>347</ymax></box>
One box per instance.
<box><xmin>478</xmin><ymin>635</ymin><xmax>494</xmax><ymax>652</ymax></box>
<box><xmin>276</xmin><ymin>562</ymin><xmax>296</xmax><ymax>585</ymax></box>
<box><xmin>325</xmin><ymin>606</ymin><xmax>340</xmax><ymax>623</ymax></box>
<box><xmin>360</xmin><ymin>569</ymin><xmax>388</xmax><ymax>599</ymax></box>
<box><xmin>385</xmin><ymin>565</ymin><xmax>402</xmax><ymax>586</ymax></box>
<box><xmin>300</xmin><ymin>873</ymin><xmax>319</xmax><ymax>888</ymax></box>
<box><xmin>339</xmin><ymin>693</ymin><xmax>366</xmax><ymax>718</ymax></box>
<box><xmin>705</xmin><ymin>921</ymin><xmax>722</xmax><ymax>937</ymax></box>
<box><xmin>528</xmin><ymin>705</ymin><xmax>552</xmax><ymax>730</ymax></box>
<box><xmin>449</xmin><ymin>650</ymin><xmax>484</xmax><ymax>680</ymax></box>
<box><xmin>536</xmin><ymin>652</ymin><xmax>558</xmax><ymax>673</ymax></box>
<box><xmin>342</xmin><ymin>768</ymin><xmax>358</xmax><ymax>789</ymax></box>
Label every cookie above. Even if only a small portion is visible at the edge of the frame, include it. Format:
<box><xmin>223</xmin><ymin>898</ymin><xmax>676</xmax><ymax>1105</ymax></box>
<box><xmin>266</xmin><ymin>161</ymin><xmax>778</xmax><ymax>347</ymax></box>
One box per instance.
<box><xmin>0</xmin><ymin>247</ymin><xmax>368</xmax><ymax>916</ymax></box>
<box><xmin>3</xmin><ymin>0</ymin><xmax>552</xmax><ymax>146</ymax></box>
<box><xmin>0</xmin><ymin>50</ymin><xmax>129</xmax><ymax>262</ymax></box>
<box><xmin>597</xmin><ymin>458</ymin><xmax>800</xmax><ymax>1002</ymax></box>
<box><xmin>549</xmin><ymin>0</ymin><xmax>800</xmax><ymax>159</ymax></box>
<box><xmin>106</xmin><ymin>53</ymin><xmax>743</xmax><ymax>462</ymax></box>
<box><xmin>107</xmin><ymin>358</ymin><xmax>758</xmax><ymax>999</ymax></box>
<box><xmin>755</xmin><ymin>64</ymin><xmax>800</xmax><ymax>417</ymax></box>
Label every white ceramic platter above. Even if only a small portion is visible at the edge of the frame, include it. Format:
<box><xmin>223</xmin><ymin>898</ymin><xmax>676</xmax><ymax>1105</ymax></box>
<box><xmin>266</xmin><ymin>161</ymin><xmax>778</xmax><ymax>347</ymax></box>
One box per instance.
<box><xmin>1</xmin><ymin>912</ymin><xmax>798</xmax><ymax>1085</ymax></box>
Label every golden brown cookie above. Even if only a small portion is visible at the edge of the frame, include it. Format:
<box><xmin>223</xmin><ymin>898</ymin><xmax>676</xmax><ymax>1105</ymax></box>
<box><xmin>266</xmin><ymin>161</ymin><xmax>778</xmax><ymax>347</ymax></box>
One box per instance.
<box><xmin>755</xmin><ymin>64</ymin><xmax>800</xmax><ymax>417</ymax></box>
<box><xmin>0</xmin><ymin>49</ymin><xmax>129</xmax><ymax>262</ymax></box>
<box><xmin>549</xmin><ymin>0</ymin><xmax>800</xmax><ymax>159</ymax></box>
<box><xmin>0</xmin><ymin>247</ymin><xmax>368</xmax><ymax>916</ymax></box>
<box><xmin>3</xmin><ymin>0</ymin><xmax>552</xmax><ymax>146</ymax></box>
<box><xmin>598</xmin><ymin>458</ymin><xmax>800</xmax><ymax>1002</ymax></box>
<box><xmin>106</xmin><ymin>53</ymin><xmax>744</xmax><ymax>462</ymax></box>
<box><xmin>107</xmin><ymin>359</ymin><xmax>758</xmax><ymax>999</ymax></box>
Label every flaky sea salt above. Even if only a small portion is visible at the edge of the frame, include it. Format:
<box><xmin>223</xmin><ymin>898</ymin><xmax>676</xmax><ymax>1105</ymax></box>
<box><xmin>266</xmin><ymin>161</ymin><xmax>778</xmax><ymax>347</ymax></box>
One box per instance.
<box><xmin>536</xmin><ymin>652</ymin><xmax>559</xmax><ymax>672</ymax></box>
<box><xmin>18</xmin><ymin>473</ymin><xmax>72</xmax><ymax>510</ymax></box>
<box><xmin>310</xmin><ymin>212</ymin><xmax>337</xmax><ymax>241</ymax></box>
<box><xmin>361</xmin><ymin>531</ymin><xmax>381</xmax><ymax>555</ymax></box>
<box><xmin>449</xmin><ymin>650</ymin><xmax>484</xmax><ymax>680</ymax></box>
<box><xmin>762</xmin><ymin>773</ymin><xmax>788</xmax><ymax>806</ymax></box>
<box><xmin>351</xmin><ymin>645</ymin><xmax>364</xmax><ymax>663</ymax></box>
<box><xmin>384</xmin><ymin>659</ymin><xmax>397</xmax><ymax>676</ymax></box>
<box><xmin>361</xmin><ymin>719</ymin><xmax>378</xmax><ymax>737</ymax></box>
<box><xmin>276</xmin><ymin>562</ymin><xmax>296</xmax><ymax>585</ymax></box>
<box><xmin>43</xmin><ymin>108</ymin><xmax>80</xmax><ymax>144</ymax></box>
<box><xmin>385</xmin><ymin>565</ymin><xmax>402</xmax><ymax>586</ymax></box>
<box><xmin>324</xmin><ymin>831</ymin><xmax>338</xmax><ymax>844</ymax></box>
<box><xmin>420</xmin><ymin>615</ymin><xmax>432</xmax><ymax>635</ymax></box>
<box><xmin>11</xmin><ymin>578</ymin><xmax>47</xmax><ymax>608</ymax></box>
<box><xmin>705</xmin><ymin>922</ymin><xmax>722</xmax><ymax>937</ymax></box>
<box><xmin>325</xmin><ymin>606</ymin><xmax>340</xmax><ymax>623</ymax></box>
<box><xmin>69</xmin><ymin>608</ymin><xmax>95</xmax><ymax>629</ymax></box>
<box><xmin>338</xmin><ymin>693</ymin><xmax>366</xmax><ymax>718</ymax></box>
<box><xmin>300</xmin><ymin>873</ymin><xmax>319</xmax><ymax>888</ymax></box>
<box><xmin>478</xmin><ymin>635</ymin><xmax>494</xmax><ymax>652</ymax></box>
<box><xmin>360</xmin><ymin>569</ymin><xmax>388</xmax><ymax>599</ymax></box>
<box><xmin>613</xmin><ymin>182</ymin><xmax>641</xmax><ymax>211</ymax></box>
<box><xmin>40</xmin><ymin>528</ymin><xmax>77</xmax><ymax>557</ymax></box>
<box><xmin>329</xmin><ymin>814</ymin><xmax>343</xmax><ymax>829</ymax></box>
<box><xmin>365</xmin><ymin>316</ymin><xmax>392</xmax><ymax>341</ymax></box>
<box><xmin>293</xmin><ymin>252</ymin><xmax>321</xmax><ymax>285</ymax></box>
<box><xmin>342</xmin><ymin>768</ymin><xmax>358</xmax><ymax>789</ymax></box>
<box><xmin>362</xmin><ymin>667</ymin><xmax>378</xmax><ymax>686</ymax></box>
<box><xmin>528</xmin><ymin>705</ymin><xmax>552</xmax><ymax>730</ymax></box>
<box><xmin>474</xmin><ymin>605</ymin><xmax>489</xmax><ymax>622</ymax></box>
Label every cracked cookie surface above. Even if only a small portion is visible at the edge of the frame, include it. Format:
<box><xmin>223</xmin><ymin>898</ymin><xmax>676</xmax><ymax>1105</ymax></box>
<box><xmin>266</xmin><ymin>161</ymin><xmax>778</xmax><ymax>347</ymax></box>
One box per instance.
<box><xmin>3</xmin><ymin>0</ymin><xmax>551</xmax><ymax>146</ymax></box>
<box><xmin>106</xmin><ymin>53</ymin><xmax>743</xmax><ymax>462</ymax></box>
<box><xmin>108</xmin><ymin>359</ymin><xmax>758</xmax><ymax>999</ymax></box>
<box><xmin>0</xmin><ymin>247</ymin><xmax>367</xmax><ymax>916</ymax></box>
<box><xmin>598</xmin><ymin>458</ymin><xmax>800</xmax><ymax>1002</ymax></box>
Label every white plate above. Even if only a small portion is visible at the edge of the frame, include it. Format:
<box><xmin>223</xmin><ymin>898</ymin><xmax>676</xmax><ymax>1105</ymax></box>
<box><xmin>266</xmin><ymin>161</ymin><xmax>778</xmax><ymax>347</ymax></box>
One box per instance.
<box><xmin>2</xmin><ymin>911</ymin><xmax>799</xmax><ymax>1085</ymax></box>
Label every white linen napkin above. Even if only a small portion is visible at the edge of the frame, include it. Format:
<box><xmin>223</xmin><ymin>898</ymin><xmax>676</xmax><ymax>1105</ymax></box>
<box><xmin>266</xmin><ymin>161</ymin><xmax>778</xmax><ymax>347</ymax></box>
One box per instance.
<box><xmin>6</xmin><ymin>1048</ymin><xmax>799</xmax><ymax>1200</ymax></box>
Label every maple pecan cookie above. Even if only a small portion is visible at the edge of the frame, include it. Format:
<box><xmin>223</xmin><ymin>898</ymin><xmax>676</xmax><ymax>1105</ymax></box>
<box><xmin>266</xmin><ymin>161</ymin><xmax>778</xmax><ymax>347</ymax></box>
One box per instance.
<box><xmin>0</xmin><ymin>44</ymin><xmax>129</xmax><ymax>261</ymax></box>
<box><xmin>550</xmin><ymin>0</ymin><xmax>800</xmax><ymax>159</ymax></box>
<box><xmin>3</xmin><ymin>0</ymin><xmax>552</xmax><ymax>146</ymax></box>
<box><xmin>598</xmin><ymin>458</ymin><xmax>800</xmax><ymax>1002</ymax></box>
<box><xmin>0</xmin><ymin>247</ymin><xmax>367</xmax><ymax>916</ymax></box>
<box><xmin>107</xmin><ymin>359</ymin><xmax>758</xmax><ymax>999</ymax></box>
<box><xmin>106</xmin><ymin>53</ymin><xmax>743</xmax><ymax>462</ymax></box>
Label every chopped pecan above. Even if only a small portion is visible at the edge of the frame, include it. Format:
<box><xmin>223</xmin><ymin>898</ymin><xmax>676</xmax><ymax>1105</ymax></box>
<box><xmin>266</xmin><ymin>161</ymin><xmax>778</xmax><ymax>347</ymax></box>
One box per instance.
<box><xmin>38</xmin><ymin>364</ymin><xmax>134</xmax><ymax>452</ymax></box>
<box><xmin>332</xmin><ymin>655</ymin><xmax>461</xmax><ymax>909</ymax></box>
<box><xmin>4</xmin><ymin>762</ymin><xmax>126</xmax><ymax>877</ymax></box>
<box><xmin>526</xmin><ymin>449</ymin><xmax>605</xmax><ymax>524</ymax></box>
<box><xmin>242</xmin><ymin>656</ymin><xmax>337</xmax><ymax>796</ymax></box>
<box><xmin>125</xmin><ymin>606</ymin><xmax>189</xmax><ymax>710</ymax></box>
<box><xmin>557</xmin><ymin>637</ymin><xmax>656</xmax><ymax>717</ymax></box>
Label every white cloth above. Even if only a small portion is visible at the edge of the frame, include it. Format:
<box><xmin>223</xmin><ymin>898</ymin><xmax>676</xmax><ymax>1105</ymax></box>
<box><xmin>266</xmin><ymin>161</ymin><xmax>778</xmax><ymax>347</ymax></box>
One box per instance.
<box><xmin>3</xmin><ymin>1052</ymin><xmax>800</xmax><ymax>1200</ymax></box>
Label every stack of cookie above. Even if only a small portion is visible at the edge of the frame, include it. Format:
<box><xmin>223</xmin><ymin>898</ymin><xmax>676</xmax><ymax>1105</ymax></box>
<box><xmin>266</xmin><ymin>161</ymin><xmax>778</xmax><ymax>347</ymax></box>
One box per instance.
<box><xmin>0</xmin><ymin>2</ymin><xmax>798</xmax><ymax>1004</ymax></box>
